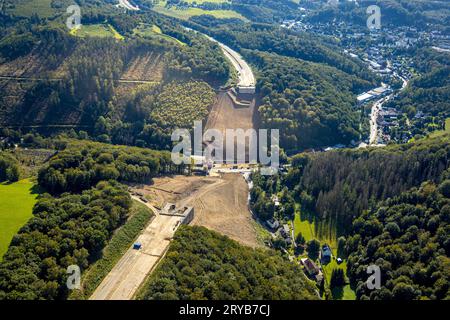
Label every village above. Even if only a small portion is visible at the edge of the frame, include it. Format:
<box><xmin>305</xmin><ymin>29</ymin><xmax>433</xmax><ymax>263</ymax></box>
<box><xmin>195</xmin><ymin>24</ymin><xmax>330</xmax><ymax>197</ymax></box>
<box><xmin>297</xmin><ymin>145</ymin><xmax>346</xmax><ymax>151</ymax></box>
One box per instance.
<box><xmin>281</xmin><ymin>14</ymin><xmax>450</xmax><ymax>146</ymax></box>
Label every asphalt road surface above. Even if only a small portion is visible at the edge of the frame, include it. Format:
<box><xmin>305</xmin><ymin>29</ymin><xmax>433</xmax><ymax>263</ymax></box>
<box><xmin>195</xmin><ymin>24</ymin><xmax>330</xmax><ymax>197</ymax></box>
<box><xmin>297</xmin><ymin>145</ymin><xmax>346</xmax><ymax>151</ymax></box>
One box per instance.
<box><xmin>218</xmin><ymin>42</ymin><xmax>256</xmax><ymax>88</ymax></box>
<box><xmin>200</xmin><ymin>33</ymin><xmax>255</xmax><ymax>88</ymax></box>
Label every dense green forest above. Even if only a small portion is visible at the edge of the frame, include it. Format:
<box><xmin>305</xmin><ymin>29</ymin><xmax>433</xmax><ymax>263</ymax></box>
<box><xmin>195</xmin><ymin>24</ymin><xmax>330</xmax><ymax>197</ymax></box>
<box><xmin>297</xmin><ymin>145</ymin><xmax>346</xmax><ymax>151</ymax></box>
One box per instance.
<box><xmin>347</xmin><ymin>179</ymin><xmax>450</xmax><ymax>300</ymax></box>
<box><xmin>207</xmin><ymin>23</ymin><xmax>376</xmax><ymax>82</ymax></box>
<box><xmin>251</xmin><ymin>133</ymin><xmax>450</xmax><ymax>299</ymax></box>
<box><xmin>0</xmin><ymin>138</ymin><xmax>182</xmax><ymax>299</ymax></box>
<box><xmin>0</xmin><ymin>181</ymin><xmax>131</xmax><ymax>300</ymax></box>
<box><xmin>0</xmin><ymin>152</ymin><xmax>20</xmax><ymax>182</ymax></box>
<box><xmin>104</xmin><ymin>80</ymin><xmax>216</xmax><ymax>149</ymax></box>
<box><xmin>137</xmin><ymin>226</ymin><xmax>319</xmax><ymax>300</ymax></box>
<box><xmin>287</xmin><ymin>135</ymin><xmax>449</xmax><ymax>234</ymax></box>
<box><xmin>37</xmin><ymin>140</ymin><xmax>179</xmax><ymax>194</ymax></box>
<box><xmin>188</xmin><ymin>22</ymin><xmax>378</xmax><ymax>151</ymax></box>
<box><xmin>247</xmin><ymin>51</ymin><xmax>370</xmax><ymax>151</ymax></box>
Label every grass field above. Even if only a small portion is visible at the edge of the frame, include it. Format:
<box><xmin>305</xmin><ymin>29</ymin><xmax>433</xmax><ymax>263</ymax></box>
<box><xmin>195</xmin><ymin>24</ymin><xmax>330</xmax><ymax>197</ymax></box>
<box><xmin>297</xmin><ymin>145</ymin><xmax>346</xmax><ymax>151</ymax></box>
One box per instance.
<box><xmin>6</xmin><ymin>0</ymin><xmax>77</xmax><ymax>18</ymax></box>
<box><xmin>153</xmin><ymin>2</ymin><xmax>247</xmax><ymax>21</ymax></box>
<box><xmin>294</xmin><ymin>209</ymin><xmax>315</xmax><ymax>240</ymax></box>
<box><xmin>294</xmin><ymin>207</ymin><xmax>337</xmax><ymax>251</ymax></box>
<box><xmin>70</xmin><ymin>24</ymin><xmax>124</xmax><ymax>40</ymax></box>
<box><xmin>293</xmin><ymin>208</ymin><xmax>356</xmax><ymax>300</ymax></box>
<box><xmin>429</xmin><ymin>118</ymin><xmax>450</xmax><ymax>138</ymax></box>
<box><xmin>7</xmin><ymin>0</ymin><xmax>55</xmax><ymax>18</ymax></box>
<box><xmin>133</xmin><ymin>24</ymin><xmax>185</xmax><ymax>45</ymax></box>
<box><xmin>0</xmin><ymin>179</ymin><xmax>39</xmax><ymax>260</ymax></box>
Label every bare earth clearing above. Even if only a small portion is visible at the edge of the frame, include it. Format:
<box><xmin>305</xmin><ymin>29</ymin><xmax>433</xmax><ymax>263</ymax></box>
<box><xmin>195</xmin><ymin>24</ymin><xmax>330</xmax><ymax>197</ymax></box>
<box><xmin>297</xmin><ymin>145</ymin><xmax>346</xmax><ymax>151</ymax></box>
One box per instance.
<box><xmin>136</xmin><ymin>174</ymin><xmax>261</xmax><ymax>248</ymax></box>
<box><xmin>206</xmin><ymin>92</ymin><xmax>256</xmax><ymax>133</ymax></box>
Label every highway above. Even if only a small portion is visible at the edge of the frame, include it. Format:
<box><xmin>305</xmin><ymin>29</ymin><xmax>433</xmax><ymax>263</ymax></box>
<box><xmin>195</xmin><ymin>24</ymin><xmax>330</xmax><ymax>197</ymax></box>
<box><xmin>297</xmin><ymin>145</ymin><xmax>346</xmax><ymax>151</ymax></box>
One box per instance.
<box><xmin>187</xmin><ymin>29</ymin><xmax>256</xmax><ymax>88</ymax></box>
<box><xmin>217</xmin><ymin>42</ymin><xmax>256</xmax><ymax>88</ymax></box>
<box><xmin>117</xmin><ymin>0</ymin><xmax>140</xmax><ymax>11</ymax></box>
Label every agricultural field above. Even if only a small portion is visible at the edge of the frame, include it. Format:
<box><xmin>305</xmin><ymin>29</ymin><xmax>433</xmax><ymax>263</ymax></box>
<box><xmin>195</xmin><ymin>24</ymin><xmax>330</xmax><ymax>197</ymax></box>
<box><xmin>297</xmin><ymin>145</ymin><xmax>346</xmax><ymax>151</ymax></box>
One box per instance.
<box><xmin>70</xmin><ymin>24</ymin><xmax>124</xmax><ymax>40</ymax></box>
<box><xmin>150</xmin><ymin>81</ymin><xmax>215</xmax><ymax>129</ymax></box>
<box><xmin>0</xmin><ymin>179</ymin><xmax>39</xmax><ymax>260</ymax></box>
<box><xmin>152</xmin><ymin>2</ymin><xmax>247</xmax><ymax>21</ymax></box>
<box><xmin>4</xmin><ymin>0</ymin><xmax>71</xmax><ymax>18</ymax></box>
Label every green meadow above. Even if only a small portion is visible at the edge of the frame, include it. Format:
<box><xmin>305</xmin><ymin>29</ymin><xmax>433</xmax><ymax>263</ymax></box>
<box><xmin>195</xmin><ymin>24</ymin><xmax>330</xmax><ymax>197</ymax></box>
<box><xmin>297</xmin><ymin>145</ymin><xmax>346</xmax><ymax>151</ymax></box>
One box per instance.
<box><xmin>294</xmin><ymin>207</ymin><xmax>356</xmax><ymax>300</ymax></box>
<box><xmin>153</xmin><ymin>2</ymin><xmax>247</xmax><ymax>21</ymax></box>
<box><xmin>0</xmin><ymin>179</ymin><xmax>39</xmax><ymax>260</ymax></box>
<box><xmin>133</xmin><ymin>23</ymin><xmax>185</xmax><ymax>45</ymax></box>
<box><xmin>70</xmin><ymin>24</ymin><xmax>124</xmax><ymax>40</ymax></box>
<box><xmin>6</xmin><ymin>0</ymin><xmax>73</xmax><ymax>18</ymax></box>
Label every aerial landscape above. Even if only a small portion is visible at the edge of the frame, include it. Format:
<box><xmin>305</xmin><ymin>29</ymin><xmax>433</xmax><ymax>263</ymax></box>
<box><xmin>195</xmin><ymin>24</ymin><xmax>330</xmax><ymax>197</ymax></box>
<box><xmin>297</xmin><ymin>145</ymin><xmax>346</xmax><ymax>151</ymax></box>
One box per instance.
<box><xmin>0</xmin><ymin>0</ymin><xmax>448</xmax><ymax>308</ymax></box>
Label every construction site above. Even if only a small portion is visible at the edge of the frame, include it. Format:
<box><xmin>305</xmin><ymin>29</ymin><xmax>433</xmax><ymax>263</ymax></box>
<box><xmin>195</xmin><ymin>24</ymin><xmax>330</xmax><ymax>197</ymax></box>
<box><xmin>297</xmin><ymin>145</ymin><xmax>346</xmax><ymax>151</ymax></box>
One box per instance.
<box><xmin>90</xmin><ymin>32</ymin><xmax>261</xmax><ymax>300</ymax></box>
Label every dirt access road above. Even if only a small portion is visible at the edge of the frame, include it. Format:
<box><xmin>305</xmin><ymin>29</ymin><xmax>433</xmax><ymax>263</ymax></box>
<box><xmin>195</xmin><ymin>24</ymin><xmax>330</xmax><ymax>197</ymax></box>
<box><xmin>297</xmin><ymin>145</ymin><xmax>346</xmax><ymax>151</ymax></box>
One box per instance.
<box><xmin>90</xmin><ymin>198</ymin><xmax>183</xmax><ymax>300</ymax></box>
<box><xmin>136</xmin><ymin>174</ymin><xmax>261</xmax><ymax>248</ymax></box>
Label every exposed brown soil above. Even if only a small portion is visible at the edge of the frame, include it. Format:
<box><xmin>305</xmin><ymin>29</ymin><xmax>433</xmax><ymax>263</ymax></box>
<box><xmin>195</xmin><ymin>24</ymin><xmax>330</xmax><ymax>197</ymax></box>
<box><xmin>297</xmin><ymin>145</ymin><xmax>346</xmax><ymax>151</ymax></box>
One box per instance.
<box><xmin>134</xmin><ymin>174</ymin><xmax>261</xmax><ymax>248</ymax></box>
<box><xmin>120</xmin><ymin>52</ymin><xmax>164</xmax><ymax>82</ymax></box>
<box><xmin>206</xmin><ymin>92</ymin><xmax>256</xmax><ymax>132</ymax></box>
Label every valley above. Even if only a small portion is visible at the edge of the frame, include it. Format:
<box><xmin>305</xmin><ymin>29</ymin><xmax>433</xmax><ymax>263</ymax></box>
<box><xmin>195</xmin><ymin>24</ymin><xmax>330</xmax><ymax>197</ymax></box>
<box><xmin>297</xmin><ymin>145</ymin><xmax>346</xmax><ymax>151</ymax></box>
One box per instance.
<box><xmin>0</xmin><ymin>0</ymin><xmax>448</xmax><ymax>304</ymax></box>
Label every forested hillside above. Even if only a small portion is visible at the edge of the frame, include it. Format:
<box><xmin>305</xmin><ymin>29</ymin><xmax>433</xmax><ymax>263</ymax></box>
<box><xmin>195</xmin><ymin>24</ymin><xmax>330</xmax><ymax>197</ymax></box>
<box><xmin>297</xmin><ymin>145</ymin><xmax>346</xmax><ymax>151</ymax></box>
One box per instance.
<box><xmin>0</xmin><ymin>139</ymin><xmax>182</xmax><ymax>300</ymax></box>
<box><xmin>250</xmin><ymin>133</ymin><xmax>450</xmax><ymax>300</ymax></box>
<box><xmin>137</xmin><ymin>226</ymin><xmax>319</xmax><ymax>300</ymax></box>
<box><xmin>37</xmin><ymin>140</ymin><xmax>179</xmax><ymax>194</ymax></box>
<box><xmin>207</xmin><ymin>23</ymin><xmax>376</xmax><ymax>82</ymax></box>
<box><xmin>287</xmin><ymin>135</ymin><xmax>450</xmax><ymax>234</ymax></box>
<box><xmin>104</xmin><ymin>80</ymin><xmax>215</xmax><ymax>149</ymax></box>
<box><xmin>347</xmin><ymin>179</ymin><xmax>450</xmax><ymax>300</ymax></box>
<box><xmin>0</xmin><ymin>11</ymin><xmax>227</xmax><ymax>150</ymax></box>
<box><xmin>186</xmin><ymin>22</ymin><xmax>378</xmax><ymax>151</ymax></box>
<box><xmin>385</xmin><ymin>48</ymin><xmax>450</xmax><ymax>140</ymax></box>
<box><xmin>0</xmin><ymin>181</ymin><xmax>131</xmax><ymax>300</ymax></box>
<box><xmin>247</xmin><ymin>51</ymin><xmax>368</xmax><ymax>151</ymax></box>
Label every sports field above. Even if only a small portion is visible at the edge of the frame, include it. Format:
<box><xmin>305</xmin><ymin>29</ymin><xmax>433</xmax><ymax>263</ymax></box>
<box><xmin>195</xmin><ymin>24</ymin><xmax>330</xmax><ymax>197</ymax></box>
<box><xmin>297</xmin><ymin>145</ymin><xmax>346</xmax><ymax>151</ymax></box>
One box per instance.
<box><xmin>0</xmin><ymin>179</ymin><xmax>39</xmax><ymax>260</ymax></box>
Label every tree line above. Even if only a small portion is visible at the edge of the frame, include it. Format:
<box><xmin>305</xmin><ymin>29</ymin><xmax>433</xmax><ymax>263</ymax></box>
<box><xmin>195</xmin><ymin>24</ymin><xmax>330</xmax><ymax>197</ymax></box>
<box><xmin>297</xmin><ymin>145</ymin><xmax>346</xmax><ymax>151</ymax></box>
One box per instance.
<box><xmin>0</xmin><ymin>181</ymin><xmax>131</xmax><ymax>300</ymax></box>
<box><xmin>137</xmin><ymin>226</ymin><xmax>318</xmax><ymax>300</ymax></box>
<box><xmin>38</xmin><ymin>140</ymin><xmax>180</xmax><ymax>194</ymax></box>
<box><xmin>0</xmin><ymin>152</ymin><xmax>20</xmax><ymax>182</ymax></box>
<box><xmin>347</xmin><ymin>178</ymin><xmax>450</xmax><ymax>300</ymax></box>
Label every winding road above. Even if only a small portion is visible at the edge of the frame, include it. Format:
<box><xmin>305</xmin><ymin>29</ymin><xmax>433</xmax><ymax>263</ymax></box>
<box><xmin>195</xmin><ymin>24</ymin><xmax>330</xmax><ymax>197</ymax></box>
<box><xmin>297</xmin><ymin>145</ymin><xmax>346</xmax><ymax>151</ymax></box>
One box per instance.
<box><xmin>369</xmin><ymin>75</ymin><xmax>408</xmax><ymax>145</ymax></box>
<box><xmin>214</xmin><ymin>40</ymin><xmax>255</xmax><ymax>88</ymax></box>
<box><xmin>184</xmin><ymin>28</ymin><xmax>256</xmax><ymax>88</ymax></box>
